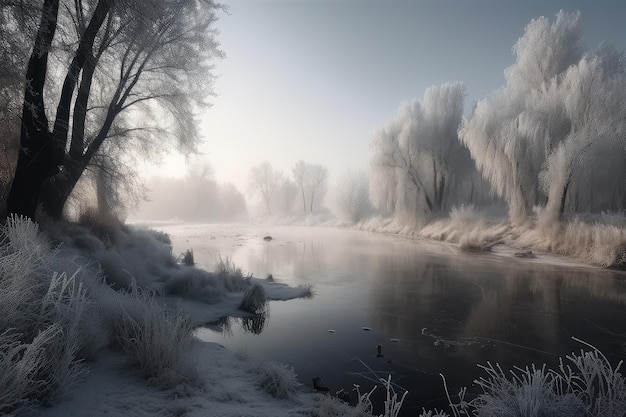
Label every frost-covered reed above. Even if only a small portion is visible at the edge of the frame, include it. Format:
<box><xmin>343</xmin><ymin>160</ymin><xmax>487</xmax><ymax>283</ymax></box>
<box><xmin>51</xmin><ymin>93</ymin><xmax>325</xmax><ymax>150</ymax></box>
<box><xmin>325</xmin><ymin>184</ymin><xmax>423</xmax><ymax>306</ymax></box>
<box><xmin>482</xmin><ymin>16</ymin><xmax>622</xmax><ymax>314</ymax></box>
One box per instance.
<box><xmin>422</xmin><ymin>338</ymin><xmax>626</xmax><ymax>417</ymax></box>
<box><xmin>357</xmin><ymin>205</ymin><xmax>626</xmax><ymax>268</ymax></box>
<box><xmin>112</xmin><ymin>287</ymin><xmax>199</xmax><ymax>387</ymax></box>
<box><xmin>0</xmin><ymin>216</ymin><xmax>89</xmax><ymax>413</ymax></box>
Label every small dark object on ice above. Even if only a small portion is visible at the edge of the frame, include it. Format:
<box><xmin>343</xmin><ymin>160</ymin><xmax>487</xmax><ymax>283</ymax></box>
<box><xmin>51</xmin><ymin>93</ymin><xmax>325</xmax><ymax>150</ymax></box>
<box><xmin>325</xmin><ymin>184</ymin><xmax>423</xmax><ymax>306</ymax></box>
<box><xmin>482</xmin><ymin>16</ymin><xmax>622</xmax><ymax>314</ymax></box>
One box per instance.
<box><xmin>266</xmin><ymin>273</ymin><xmax>274</xmax><ymax>282</ymax></box>
<box><xmin>336</xmin><ymin>389</ymin><xmax>351</xmax><ymax>403</ymax></box>
<box><xmin>263</xmin><ymin>235</ymin><xmax>272</xmax><ymax>241</ymax></box>
<box><xmin>312</xmin><ymin>376</ymin><xmax>330</xmax><ymax>392</ymax></box>
<box><xmin>377</xmin><ymin>344</ymin><xmax>384</xmax><ymax>358</ymax></box>
<box><xmin>514</xmin><ymin>250</ymin><xmax>536</xmax><ymax>258</ymax></box>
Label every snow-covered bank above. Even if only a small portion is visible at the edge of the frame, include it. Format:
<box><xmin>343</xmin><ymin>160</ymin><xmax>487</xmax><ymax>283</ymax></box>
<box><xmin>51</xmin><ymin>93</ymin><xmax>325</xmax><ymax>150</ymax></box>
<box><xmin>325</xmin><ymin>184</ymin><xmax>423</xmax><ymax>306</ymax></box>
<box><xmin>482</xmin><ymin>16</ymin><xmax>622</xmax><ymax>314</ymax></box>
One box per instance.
<box><xmin>355</xmin><ymin>207</ymin><xmax>626</xmax><ymax>269</ymax></box>
<box><xmin>0</xmin><ymin>217</ymin><xmax>358</xmax><ymax>417</ymax></box>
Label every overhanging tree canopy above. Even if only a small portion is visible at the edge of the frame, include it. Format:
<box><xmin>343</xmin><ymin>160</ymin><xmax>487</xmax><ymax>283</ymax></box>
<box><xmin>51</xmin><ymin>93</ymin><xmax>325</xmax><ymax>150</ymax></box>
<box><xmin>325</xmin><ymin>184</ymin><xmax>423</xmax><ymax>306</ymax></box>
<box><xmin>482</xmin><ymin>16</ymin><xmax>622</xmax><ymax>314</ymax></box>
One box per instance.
<box><xmin>3</xmin><ymin>0</ymin><xmax>223</xmax><ymax>219</ymax></box>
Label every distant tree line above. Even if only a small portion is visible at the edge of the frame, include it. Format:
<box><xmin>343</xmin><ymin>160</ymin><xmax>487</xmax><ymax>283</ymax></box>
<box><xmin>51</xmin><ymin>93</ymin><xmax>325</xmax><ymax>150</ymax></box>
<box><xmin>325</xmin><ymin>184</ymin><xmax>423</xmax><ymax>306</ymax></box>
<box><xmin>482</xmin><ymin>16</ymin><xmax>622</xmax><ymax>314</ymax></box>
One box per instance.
<box><xmin>135</xmin><ymin>162</ymin><xmax>247</xmax><ymax>222</ymax></box>
<box><xmin>248</xmin><ymin>160</ymin><xmax>329</xmax><ymax>216</ymax></box>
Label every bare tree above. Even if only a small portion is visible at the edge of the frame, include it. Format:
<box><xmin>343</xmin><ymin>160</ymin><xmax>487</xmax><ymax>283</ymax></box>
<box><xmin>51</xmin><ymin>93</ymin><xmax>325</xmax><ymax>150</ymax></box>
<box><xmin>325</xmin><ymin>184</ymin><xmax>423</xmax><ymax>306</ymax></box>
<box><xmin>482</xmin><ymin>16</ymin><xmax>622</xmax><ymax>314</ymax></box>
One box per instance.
<box><xmin>248</xmin><ymin>162</ymin><xmax>282</xmax><ymax>215</ymax></box>
<box><xmin>306</xmin><ymin>163</ymin><xmax>328</xmax><ymax>213</ymax></box>
<box><xmin>277</xmin><ymin>177</ymin><xmax>298</xmax><ymax>213</ymax></box>
<box><xmin>292</xmin><ymin>159</ymin><xmax>308</xmax><ymax>214</ymax></box>
<box><xmin>292</xmin><ymin>160</ymin><xmax>329</xmax><ymax>214</ymax></box>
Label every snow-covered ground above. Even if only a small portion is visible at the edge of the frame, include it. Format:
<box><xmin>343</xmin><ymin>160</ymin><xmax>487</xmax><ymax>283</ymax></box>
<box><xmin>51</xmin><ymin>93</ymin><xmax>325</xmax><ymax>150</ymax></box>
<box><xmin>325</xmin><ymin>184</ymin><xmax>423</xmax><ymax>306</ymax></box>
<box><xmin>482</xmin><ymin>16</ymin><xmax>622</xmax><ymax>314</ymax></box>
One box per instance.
<box><xmin>25</xmin><ymin>341</ymin><xmax>315</xmax><ymax>417</ymax></box>
<box><xmin>1</xmin><ymin>218</ymin><xmax>352</xmax><ymax>417</ymax></box>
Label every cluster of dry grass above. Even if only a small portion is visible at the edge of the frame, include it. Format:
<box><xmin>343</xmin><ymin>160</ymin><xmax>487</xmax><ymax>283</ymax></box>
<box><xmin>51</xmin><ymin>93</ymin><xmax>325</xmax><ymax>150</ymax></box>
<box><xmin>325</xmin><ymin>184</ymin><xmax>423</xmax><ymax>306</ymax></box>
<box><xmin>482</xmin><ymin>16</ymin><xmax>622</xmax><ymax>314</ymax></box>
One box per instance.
<box><xmin>0</xmin><ymin>215</ymin><xmax>269</xmax><ymax>414</ymax></box>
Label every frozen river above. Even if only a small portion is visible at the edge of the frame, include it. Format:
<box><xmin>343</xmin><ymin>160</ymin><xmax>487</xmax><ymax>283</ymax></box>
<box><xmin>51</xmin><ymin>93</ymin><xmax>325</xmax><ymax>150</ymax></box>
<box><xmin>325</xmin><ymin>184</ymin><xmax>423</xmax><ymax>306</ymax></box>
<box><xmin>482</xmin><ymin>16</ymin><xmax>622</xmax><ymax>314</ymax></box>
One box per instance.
<box><xmin>155</xmin><ymin>223</ymin><xmax>626</xmax><ymax>415</ymax></box>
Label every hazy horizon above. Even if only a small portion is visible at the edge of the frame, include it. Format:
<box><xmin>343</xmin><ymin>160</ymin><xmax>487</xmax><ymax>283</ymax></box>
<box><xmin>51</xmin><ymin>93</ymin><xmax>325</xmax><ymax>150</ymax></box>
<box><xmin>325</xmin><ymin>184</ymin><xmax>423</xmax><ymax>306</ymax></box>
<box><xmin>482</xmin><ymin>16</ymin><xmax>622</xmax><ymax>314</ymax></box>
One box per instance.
<box><xmin>140</xmin><ymin>0</ymin><xmax>626</xmax><ymax>199</ymax></box>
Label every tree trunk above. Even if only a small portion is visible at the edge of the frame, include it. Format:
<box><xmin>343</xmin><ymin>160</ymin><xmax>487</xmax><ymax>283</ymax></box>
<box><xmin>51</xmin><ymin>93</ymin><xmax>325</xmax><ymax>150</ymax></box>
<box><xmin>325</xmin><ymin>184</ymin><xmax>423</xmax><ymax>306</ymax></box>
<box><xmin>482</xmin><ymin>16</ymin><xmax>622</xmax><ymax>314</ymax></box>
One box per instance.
<box><xmin>558</xmin><ymin>177</ymin><xmax>571</xmax><ymax>219</ymax></box>
<box><xmin>41</xmin><ymin>0</ymin><xmax>112</xmax><ymax>219</ymax></box>
<box><xmin>6</xmin><ymin>0</ymin><xmax>60</xmax><ymax>220</ymax></box>
<box><xmin>300</xmin><ymin>186</ymin><xmax>306</xmax><ymax>214</ymax></box>
<box><xmin>52</xmin><ymin>0</ymin><xmax>111</xmax><ymax>156</ymax></box>
<box><xmin>40</xmin><ymin>99</ymin><xmax>119</xmax><ymax>217</ymax></box>
<box><xmin>39</xmin><ymin>161</ymin><xmax>85</xmax><ymax>219</ymax></box>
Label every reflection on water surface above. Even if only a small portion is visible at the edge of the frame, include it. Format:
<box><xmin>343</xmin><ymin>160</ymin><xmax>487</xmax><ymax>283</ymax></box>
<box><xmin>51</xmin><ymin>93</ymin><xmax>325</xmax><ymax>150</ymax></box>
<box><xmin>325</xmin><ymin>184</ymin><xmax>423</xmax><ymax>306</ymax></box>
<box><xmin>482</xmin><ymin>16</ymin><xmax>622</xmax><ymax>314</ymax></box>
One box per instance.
<box><xmin>167</xmin><ymin>225</ymin><xmax>626</xmax><ymax>416</ymax></box>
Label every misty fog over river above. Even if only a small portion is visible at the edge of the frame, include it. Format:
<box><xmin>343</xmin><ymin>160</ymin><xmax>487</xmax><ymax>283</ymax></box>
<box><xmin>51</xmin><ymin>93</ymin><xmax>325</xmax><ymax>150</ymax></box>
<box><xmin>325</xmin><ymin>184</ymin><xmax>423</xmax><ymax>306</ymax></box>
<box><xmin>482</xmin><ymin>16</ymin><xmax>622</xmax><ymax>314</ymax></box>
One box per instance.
<box><xmin>158</xmin><ymin>223</ymin><xmax>626</xmax><ymax>415</ymax></box>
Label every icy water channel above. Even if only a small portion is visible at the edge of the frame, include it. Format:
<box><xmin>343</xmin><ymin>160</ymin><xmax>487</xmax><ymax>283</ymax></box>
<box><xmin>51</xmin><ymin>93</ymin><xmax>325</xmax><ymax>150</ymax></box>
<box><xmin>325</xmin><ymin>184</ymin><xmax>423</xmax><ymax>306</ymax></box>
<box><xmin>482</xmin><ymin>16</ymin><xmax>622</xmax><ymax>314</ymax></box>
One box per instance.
<box><xmin>159</xmin><ymin>224</ymin><xmax>626</xmax><ymax>415</ymax></box>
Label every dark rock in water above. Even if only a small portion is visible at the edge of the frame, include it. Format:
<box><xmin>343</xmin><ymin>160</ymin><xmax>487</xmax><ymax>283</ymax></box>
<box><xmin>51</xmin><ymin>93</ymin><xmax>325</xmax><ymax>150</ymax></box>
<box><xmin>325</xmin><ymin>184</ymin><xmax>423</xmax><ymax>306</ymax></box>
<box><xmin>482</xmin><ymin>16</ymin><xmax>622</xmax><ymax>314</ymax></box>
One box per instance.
<box><xmin>263</xmin><ymin>235</ymin><xmax>272</xmax><ymax>241</ymax></box>
<box><xmin>312</xmin><ymin>376</ymin><xmax>330</xmax><ymax>392</ymax></box>
<box><xmin>377</xmin><ymin>344</ymin><xmax>384</xmax><ymax>358</ymax></box>
<box><xmin>266</xmin><ymin>273</ymin><xmax>274</xmax><ymax>282</ymax></box>
<box><xmin>514</xmin><ymin>250</ymin><xmax>536</xmax><ymax>258</ymax></box>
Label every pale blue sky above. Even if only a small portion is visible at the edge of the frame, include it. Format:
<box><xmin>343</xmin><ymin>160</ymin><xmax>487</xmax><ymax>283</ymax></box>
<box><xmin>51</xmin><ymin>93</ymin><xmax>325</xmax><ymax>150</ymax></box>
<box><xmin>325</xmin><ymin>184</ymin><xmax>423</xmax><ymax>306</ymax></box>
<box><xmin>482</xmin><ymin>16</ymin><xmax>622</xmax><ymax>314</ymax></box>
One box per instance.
<box><xmin>152</xmin><ymin>0</ymin><xmax>626</xmax><ymax>192</ymax></box>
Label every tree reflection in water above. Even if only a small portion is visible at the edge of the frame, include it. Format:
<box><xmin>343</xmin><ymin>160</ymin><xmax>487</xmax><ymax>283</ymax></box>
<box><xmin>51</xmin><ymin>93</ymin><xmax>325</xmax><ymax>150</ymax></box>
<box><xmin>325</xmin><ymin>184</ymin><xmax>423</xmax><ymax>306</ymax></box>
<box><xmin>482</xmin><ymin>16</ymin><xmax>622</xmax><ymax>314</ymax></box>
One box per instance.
<box><xmin>207</xmin><ymin>310</ymin><xmax>270</xmax><ymax>336</ymax></box>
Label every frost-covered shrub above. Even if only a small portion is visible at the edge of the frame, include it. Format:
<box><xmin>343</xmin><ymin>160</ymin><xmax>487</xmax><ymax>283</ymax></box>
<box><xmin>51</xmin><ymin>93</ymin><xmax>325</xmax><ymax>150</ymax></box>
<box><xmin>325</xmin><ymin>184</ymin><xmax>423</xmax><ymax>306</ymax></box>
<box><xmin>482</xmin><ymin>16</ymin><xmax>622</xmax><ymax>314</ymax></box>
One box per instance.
<box><xmin>163</xmin><ymin>268</ymin><xmax>225</xmax><ymax>301</ymax></box>
<box><xmin>179</xmin><ymin>248</ymin><xmax>194</xmax><ymax>266</ymax></box>
<box><xmin>46</xmin><ymin>220</ymin><xmax>179</xmax><ymax>291</ymax></box>
<box><xmin>470</xmin><ymin>362</ymin><xmax>584</xmax><ymax>416</ymax></box>
<box><xmin>252</xmin><ymin>360</ymin><xmax>301</xmax><ymax>399</ymax></box>
<box><xmin>113</xmin><ymin>289</ymin><xmax>198</xmax><ymax>388</ymax></box>
<box><xmin>239</xmin><ymin>284</ymin><xmax>267</xmax><ymax>314</ymax></box>
<box><xmin>216</xmin><ymin>254</ymin><xmax>243</xmax><ymax>279</ymax></box>
<box><xmin>215</xmin><ymin>255</ymin><xmax>250</xmax><ymax>292</ymax></box>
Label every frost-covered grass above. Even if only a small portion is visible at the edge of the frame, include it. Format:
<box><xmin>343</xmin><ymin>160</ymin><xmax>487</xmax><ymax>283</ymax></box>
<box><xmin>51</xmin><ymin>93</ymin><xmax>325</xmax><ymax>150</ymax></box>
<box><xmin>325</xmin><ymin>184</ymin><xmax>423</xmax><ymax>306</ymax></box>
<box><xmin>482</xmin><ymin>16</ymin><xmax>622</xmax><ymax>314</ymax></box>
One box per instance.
<box><xmin>250</xmin><ymin>359</ymin><xmax>301</xmax><ymax>400</ymax></box>
<box><xmin>1</xmin><ymin>215</ymin><xmax>316</xmax><ymax>416</ymax></box>
<box><xmin>514</xmin><ymin>217</ymin><xmax>626</xmax><ymax>268</ymax></box>
<box><xmin>357</xmin><ymin>206</ymin><xmax>626</xmax><ymax>268</ymax></box>
<box><xmin>112</xmin><ymin>288</ymin><xmax>198</xmax><ymax>388</ymax></box>
<box><xmin>422</xmin><ymin>339</ymin><xmax>626</xmax><ymax>417</ymax></box>
<box><xmin>306</xmin><ymin>374</ymin><xmax>408</xmax><ymax>417</ymax></box>
<box><xmin>0</xmin><ymin>216</ymin><xmax>89</xmax><ymax>414</ymax></box>
<box><xmin>420</xmin><ymin>205</ymin><xmax>509</xmax><ymax>251</ymax></box>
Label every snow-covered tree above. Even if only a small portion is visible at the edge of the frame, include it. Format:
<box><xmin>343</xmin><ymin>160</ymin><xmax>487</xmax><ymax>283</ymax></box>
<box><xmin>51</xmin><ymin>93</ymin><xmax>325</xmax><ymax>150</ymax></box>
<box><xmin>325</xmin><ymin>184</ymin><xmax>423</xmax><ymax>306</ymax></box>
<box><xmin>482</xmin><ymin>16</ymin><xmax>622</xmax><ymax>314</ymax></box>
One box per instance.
<box><xmin>370</xmin><ymin>82</ymin><xmax>477</xmax><ymax>224</ymax></box>
<box><xmin>331</xmin><ymin>169</ymin><xmax>372</xmax><ymax>223</ymax></box>
<box><xmin>460</xmin><ymin>11</ymin><xmax>626</xmax><ymax>223</ymax></box>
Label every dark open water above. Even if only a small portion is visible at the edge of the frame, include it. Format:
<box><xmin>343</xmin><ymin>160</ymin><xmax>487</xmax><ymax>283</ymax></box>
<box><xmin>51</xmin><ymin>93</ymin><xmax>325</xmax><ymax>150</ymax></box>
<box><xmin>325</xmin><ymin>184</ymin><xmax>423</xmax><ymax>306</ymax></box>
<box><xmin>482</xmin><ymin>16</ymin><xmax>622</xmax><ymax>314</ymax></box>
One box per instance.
<box><xmin>166</xmin><ymin>225</ymin><xmax>626</xmax><ymax>416</ymax></box>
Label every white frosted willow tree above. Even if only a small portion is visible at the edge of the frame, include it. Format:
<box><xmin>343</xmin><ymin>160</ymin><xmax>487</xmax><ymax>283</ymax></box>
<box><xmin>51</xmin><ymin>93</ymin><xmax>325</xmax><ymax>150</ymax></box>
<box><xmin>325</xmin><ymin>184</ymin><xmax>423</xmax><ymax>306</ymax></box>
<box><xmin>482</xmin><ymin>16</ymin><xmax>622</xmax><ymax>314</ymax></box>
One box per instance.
<box><xmin>370</xmin><ymin>82</ymin><xmax>481</xmax><ymax>224</ymax></box>
<box><xmin>3</xmin><ymin>0</ymin><xmax>222</xmax><ymax>220</ymax></box>
<box><xmin>459</xmin><ymin>11</ymin><xmax>626</xmax><ymax>224</ymax></box>
<box><xmin>332</xmin><ymin>169</ymin><xmax>371</xmax><ymax>223</ymax></box>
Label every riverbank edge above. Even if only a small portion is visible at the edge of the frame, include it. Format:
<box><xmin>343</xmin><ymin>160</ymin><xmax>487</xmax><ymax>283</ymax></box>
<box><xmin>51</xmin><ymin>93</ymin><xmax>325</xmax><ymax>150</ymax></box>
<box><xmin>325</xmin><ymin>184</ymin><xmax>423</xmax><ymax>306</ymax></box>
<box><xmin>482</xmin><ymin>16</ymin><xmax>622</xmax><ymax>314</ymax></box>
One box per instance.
<box><xmin>353</xmin><ymin>209</ymin><xmax>626</xmax><ymax>270</ymax></box>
